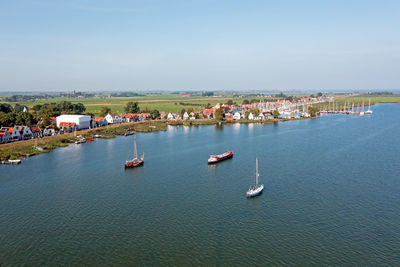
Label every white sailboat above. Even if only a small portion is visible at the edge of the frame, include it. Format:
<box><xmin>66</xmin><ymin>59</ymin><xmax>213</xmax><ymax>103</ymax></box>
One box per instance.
<box><xmin>246</xmin><ymin>158</ymin><xmax>264</xmax><ymax>198</ymax></box>
<box><xmin>365</xmin><ymin>98</ymin><xmax>373</xmax><ymax>114</ymax></box>
<box><xmin>360</xmin><ymin>100</ymin><xmax>365</xmax><ymax>116</ymax></box>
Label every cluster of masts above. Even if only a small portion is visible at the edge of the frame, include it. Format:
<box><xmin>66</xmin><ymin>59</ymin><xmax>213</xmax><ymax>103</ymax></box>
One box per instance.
<box><xmin>319</xmin><ymin>99</ymin><xmax>373</xmax><ymax>116</ymax></box>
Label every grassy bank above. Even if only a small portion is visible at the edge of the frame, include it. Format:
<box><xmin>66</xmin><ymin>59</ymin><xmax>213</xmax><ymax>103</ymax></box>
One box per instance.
<box><xmin>0</xmin><ymin>120</ymin><xmax>167</xmax><ymax>161</ymax></box>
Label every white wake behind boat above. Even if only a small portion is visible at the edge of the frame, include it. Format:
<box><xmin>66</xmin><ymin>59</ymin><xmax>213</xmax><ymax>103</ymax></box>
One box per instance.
<box><xmin>246</xmin><ymin>158</ymin><xmax>264</xmax><ymax>198</ymax></box>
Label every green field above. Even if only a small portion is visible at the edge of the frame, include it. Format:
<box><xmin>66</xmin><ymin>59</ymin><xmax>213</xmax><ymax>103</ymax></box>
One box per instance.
<box><xmin>4</xmin><ymin>94</ymin><xmax>268</xmax><ymax>115</ymax></box>
<box><xmin>336</xmin><ymin>96</ymin><xmax>400</xmax><ymax>105</ymax></box>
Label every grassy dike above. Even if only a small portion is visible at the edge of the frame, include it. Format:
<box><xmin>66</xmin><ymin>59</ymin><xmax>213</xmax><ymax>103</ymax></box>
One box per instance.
<box><xmin>0</xmin><ymin>117</ymin><xmax>313</xmax><ymax>161</ymax></box>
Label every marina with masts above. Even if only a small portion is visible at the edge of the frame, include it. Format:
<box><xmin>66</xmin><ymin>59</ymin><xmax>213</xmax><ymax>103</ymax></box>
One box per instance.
<box><xmin>318</xmin><ymin>98</ymin><xmax>374</xmax><ymax>116</ymax></box>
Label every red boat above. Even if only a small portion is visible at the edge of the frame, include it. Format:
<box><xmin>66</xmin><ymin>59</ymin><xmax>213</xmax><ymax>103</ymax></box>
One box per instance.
<box><xmin>88</xmin><ymin>139</ymin><xmax>94</xmax><ymax>142</ymax></box>
<box><xmin>208</xmin><ymin>151</ymin><xmax>234</xmax><ymax>164</ymax></box>
<box><xmin>125</xmin><ymin>134</ymin><xmax>144</xmax><ymax>169</ymax></box>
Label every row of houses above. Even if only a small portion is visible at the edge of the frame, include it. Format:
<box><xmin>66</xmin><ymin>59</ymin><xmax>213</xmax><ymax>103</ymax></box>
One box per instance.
<box><xmin>0</xmin><ymin>125</ymin><xmax>43</xmax><ymax>143</ymax></box>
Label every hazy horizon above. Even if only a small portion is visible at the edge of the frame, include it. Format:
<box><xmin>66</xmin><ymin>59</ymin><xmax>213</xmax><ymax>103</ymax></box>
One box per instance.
<box><xmin>1</xmin><ymin>0</ymin><xmax>399</xmax><ymax>91</ymax></box>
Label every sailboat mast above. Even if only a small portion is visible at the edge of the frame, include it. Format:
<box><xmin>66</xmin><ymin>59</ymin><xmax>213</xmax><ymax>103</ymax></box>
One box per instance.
<box><xmin>256</xmin><ymin>157</ymin><xmax>259</xmax><ymax>185</ymax></box>
<box><xmin>134</xmin><ymin>134</ymin><xmax>138</xmax><ymax>159</ymax></box>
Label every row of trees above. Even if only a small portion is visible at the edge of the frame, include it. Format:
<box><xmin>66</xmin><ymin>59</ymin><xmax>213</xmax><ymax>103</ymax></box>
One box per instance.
<box><xmin>0</xmin><ymin>101</ymin><xmax>87</xmax><ymax>127</ymax></box>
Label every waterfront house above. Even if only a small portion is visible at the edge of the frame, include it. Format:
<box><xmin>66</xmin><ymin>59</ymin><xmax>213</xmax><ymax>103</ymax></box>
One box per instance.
<box><xmin>233</xmin><ymin>112</ymin><xmax>241</xmax><ymax>120</ymax></box>
<box><xmin>95</xmin><ymin>117</ymin><xmax>108</xmax><ymax>127</ymax></box>
<box><xmin>167</xmin><ymin>113</ymin><xmax>175</xmax><ymax>120</ymax></box>
<box><xmin>256</xmin><ymin>113</ymin><xmax>265</xmax><ymax>120</ymax></box>
<box><xmin>203</xmin><ymin>109</ymin><xmax>214</xmax><ymax>119</ymax></box>
<box><xmin>160</xmin><ymin>112</ymin><xmax>166</xmax><ymax>119</ymax></box>
<box><xmin>29</xmin><ymin>126</ymin><xmax>42</xmax><ymax>138</ymax></box>
<box><xmin>141</xmin><ymin>113</ymin><xmax>150</xmax><ymax>120</ymax></box>
<box><xmin>183</xmin><ymin>112</ymin><xmax>189</xmax><ymax>120</ymax></box>
<box><xmin>15</xmin><ymin>125</ymin><xmax>33</xmax><ymax>140</ymax></box>
<box><xmin>59</xmin><ymin>122</ymin><xmax>76</xmax><ymax>132</ymax></box>
<box><xmin>1</xmin><ymin>127</ymin><xmax>21</xmax><ymax>141</ymax></box>
<box><xmin>225</xmin><ymin>114</ymin><xmax>234</xmax><ymax>120</ymax></box>
<box><xmin>105</xmin><ymin>113</ymin><xmax>122</xmax><ymax>124</ymax></box>
<box><xmin>43</xmin><ymin>127</ymin><xmax>56</xmax><ymax>136</ymax></box>
<box><xmin>0</xmin><ymin>129</ymin><xmax>11</xmax><ymax>143</ymax></box>
<box><xmin>262</xmin><ymin>111</ymin><xmax>274</xmax><ymax>120</ymax></box>
<box><xmin>248</xmin><ymin>113</ymin><xmax>254</xmax><ymax>120</ymax></box>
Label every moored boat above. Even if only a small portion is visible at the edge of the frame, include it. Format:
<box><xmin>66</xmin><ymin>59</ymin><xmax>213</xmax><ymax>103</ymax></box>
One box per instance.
<box><xmin>125</xmin><ymin>134</ymin><xmax>144</xmax><ymax>169</ymax></box>
<box><xmin>246</xmin><ymin>158</ymin><xmax>264</xmax><ymax>198</ymax></box>
<box><xmin>208</xmin><ymin>151</ymin><xmax>233</xmax><ymax>164</ymax></box>
<box><xmin>365</xmin><ymin>98</ymin><xmax>373</xmax><ymax>114</ymax></box>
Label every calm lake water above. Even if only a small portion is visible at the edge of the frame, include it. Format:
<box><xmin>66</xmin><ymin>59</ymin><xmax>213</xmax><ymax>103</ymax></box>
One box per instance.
<box><xmin>1</xmin><ymin>104</ymin><xmax>400</xmax><ymax>266</ymax></box>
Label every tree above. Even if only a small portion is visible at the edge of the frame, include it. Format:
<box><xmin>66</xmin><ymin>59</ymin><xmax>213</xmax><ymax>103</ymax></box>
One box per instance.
<box><xmin>226</xmin><ymin>99</ymin><xmax>234</xmax><ymax>105</ymax></box>
<box><xmin>0</xmin><ymin>112</ymin><xmax>16</xmax><ymax>126</ymax></box>
<box><xmin>15</xmin><ymin>112</ymin><xmax>36</xmax><ymax>125</ymax></box>
<box><xmin>32</xmin><ymin>104</ymin><xmax>42</xmax><ymax>112</ymax></box>
<box><xmin>206</xmin><ymin>103</ymin><xmax>212</xmax><ymax>109</ymax></box>
<box><xmin>72</xmin><ymin>103</ymin><xmax>86</xmax><ymax>114</ymax></box>
<box><xmin>242</xmin><ymin>99</ymin><xmax>249</xmax><ymax>104</ymax></box>
<box><xmin>124</xmin><ymin>102</ymin><xmax>140</xmax><ymax>113</ymax></box>
<box><xmin>286</xmin><ymin>96</ymin><xmax>293</xmax><ymax>102</ymax></box>
<box><xmin>151</xmin><ymin>109</ymin><xmax>160</xmax><ymax>119</ymax></box>
<box><xmin>273</xmin><ymin>110</ymin><xmax>280</xmax><ymax>118</ymax></box>
<box><xmin>215</xmin><ymin>108</ymin><xmax>224</xmax><ymax>121</ymax></box>
<box><xmin>0</xmin><ymin>103</ymin><xmax>13</xmax><ymax>113</ymax></box>
<box><xmin>317</xmin><ymin>92</ymin><xmax>323</xmax><ymax>97</ymax></box>
<box><xmin>99</xmin><ymin>106</ymin><xmax>111</xmax><ymax>117</ymax></box>
<box><xmin>14</xmin><ymin>103</ymin><xmax>27</xmax><ymax>113</ymax></box>
<box><xmin>180</xmin><ymin>108</ymin><xmax>186</xmax><ymax>116</ymax></box>
<box><xmin>245</xmin><ymin>108</ymin><xmax>260</xmax><ymax>118</ymax></box>
<box><xmin>39</xmin><ymin>115</ymin><xmax>51</xmax><ymax>128</ymax></box>
<box><xmin>308</xmin><ymin>106</ymin><xmax>318</xmax><ymax>117</ymax></box>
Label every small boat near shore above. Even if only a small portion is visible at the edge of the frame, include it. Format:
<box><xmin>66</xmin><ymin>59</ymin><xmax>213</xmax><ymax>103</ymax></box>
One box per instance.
<box><xmin>1</xmin><ymin>159</ymin><xmax>22</xmax><ymax>165</ymax></box>
<box><xmin>75</xmin><ymin>137</ymin><xmax>86</xmax><ymax>144</ymax></box>
<box><xmin>246</xmin><ymin>158</ymin><xmax>264</xmax><ymax>198</ymax></box>
<box><xmin>125</xmin><ymin>134</ymin><xmax>144</xmax><ymax>169</ymax></box>
<box><xmin>208</xmin><ymin>151</ymin><xmax>233</xmax><ymax>164</ymax></box>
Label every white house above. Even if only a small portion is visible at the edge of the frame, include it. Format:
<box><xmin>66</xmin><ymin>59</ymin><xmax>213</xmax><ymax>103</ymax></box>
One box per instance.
<box><xmin>233</xmin><ymin>112</ymin><xmax>241</xmax><ymax>120</ymax></box>
<box><xmin>248</xmin><ymin>112</ymin><xmax>254</xmax><ymax>120</ymax></box>
<box><xmin>256</xmin><ymin>113</ymin><xmax>265</xmax><ymax>120</ymax></box>
<box><xmin>104</xmin><ymin>113</ymin><xmax>122</xmax><ymax>124</ymax></box>
<box><xmin>43</xmin><ymin>127</ymin><xmax>56</xmax><ymax>136</ymax></box>
<box><xmin>183</xmin><ymin>112</ymin><xmax>189</xmax><ymax>120</ymax></box>
<box><xmin>14</xmin><ymin>125</ymin><xmax>33</xmax><ymax>140</ymax></box>
<box><xmin>56</xmin><ymin>114</ymin><xmax>91</xmax><ymax>130</ymax></box>
<box><xmin>167</xmin><ymin>113</ymin><xmax>175</xmax><ymax>120</ymax></box>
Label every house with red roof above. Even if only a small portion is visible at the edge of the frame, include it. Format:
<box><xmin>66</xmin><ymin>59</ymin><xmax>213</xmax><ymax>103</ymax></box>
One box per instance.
<box><xmin>95</xmin><ymin>117</ymin><xmax>108</xmax><ymax>127</ymax></box>
<box><xmin>202</xmin><ymin>109</ymin><xmax>215</xmax><ymax>119</ymax></box>
<box><xmin>1</xmin><ymin>127</ymin><xmax>21</xmax><ymax>141</ymax></box>
<box><xmin>29</xmin><ymin>126</ymin><xmax>42</xmax><ymax>138</ymax></box>
<box><xmin>0</xmin><ymin>129</ymin><xmax>11</xmax><ymax>143</ymax></box>
<box><xmin>225</xmin><ymin>114</ymin><xmax>234</xmax><ymax>120</ymax></box>
<box><xmin>59</xmin><ymin>122</ymin><xmax>76</xmax><ymax>132</ymax></box>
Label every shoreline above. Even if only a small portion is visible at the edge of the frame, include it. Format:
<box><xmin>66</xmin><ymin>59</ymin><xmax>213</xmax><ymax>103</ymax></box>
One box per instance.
<box><xmin>0</xmin><ymin>117</ymin><xmax>313</xmax><ymax>162</ymax></box>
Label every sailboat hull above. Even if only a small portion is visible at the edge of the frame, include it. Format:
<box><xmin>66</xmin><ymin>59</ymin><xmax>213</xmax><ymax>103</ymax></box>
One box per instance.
<box><xmin>246</xmin><ymin>184</ymin><xmax>264</xmax><ymax>198</ymax></box>
<box><xmin>124</xmin><ymin>160</ymin><xmax>144</xmax><ymax>168</ymax></box>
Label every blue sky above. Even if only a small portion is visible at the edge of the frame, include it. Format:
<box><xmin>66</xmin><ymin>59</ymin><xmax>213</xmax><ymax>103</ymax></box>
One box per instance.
<box><xmin>0</xmin><ymin>0</ymin><xmax>399</xmax><ymax>91</ymax></box>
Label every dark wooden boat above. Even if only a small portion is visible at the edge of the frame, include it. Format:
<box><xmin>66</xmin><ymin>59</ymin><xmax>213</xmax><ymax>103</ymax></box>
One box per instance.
<box><xmin>125</xmin><ymin>134</ymin><xmax>144</xmax><ymax>169</ymax></box>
